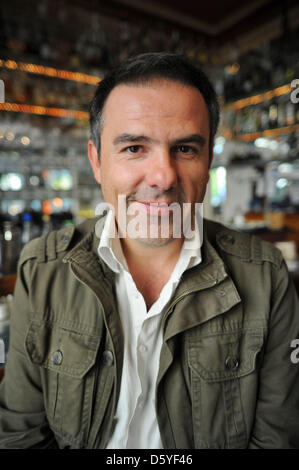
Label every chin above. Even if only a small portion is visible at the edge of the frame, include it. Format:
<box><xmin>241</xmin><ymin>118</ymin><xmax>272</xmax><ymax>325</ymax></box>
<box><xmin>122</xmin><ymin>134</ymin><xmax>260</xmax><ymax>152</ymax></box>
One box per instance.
<box><xmin>134</xmin><ymin>236</ymin><xmax>179</xmax><ymax>248</ymax></box>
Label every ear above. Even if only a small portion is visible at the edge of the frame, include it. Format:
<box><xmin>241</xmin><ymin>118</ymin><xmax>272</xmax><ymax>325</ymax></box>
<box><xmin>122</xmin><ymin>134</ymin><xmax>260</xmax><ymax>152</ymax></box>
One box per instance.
<box><xmin>88</xmin><ymin>140</ymin><xmax>101</xmax><ymax>185</ymax></box>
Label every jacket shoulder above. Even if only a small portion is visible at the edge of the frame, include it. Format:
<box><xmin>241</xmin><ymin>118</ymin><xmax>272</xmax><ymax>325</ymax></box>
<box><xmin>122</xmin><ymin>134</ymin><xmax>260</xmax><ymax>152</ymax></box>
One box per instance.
<box><xmin>204</xmin><ymin>218</ymin><xmax>283</xmax><ymax>269</ymax></box>
<box><xmin>18</xmin><ymin>224</ymin><xmax>77</xmax><ymax>266</ymax></box>
<box><xmin>17</xmin><ymin>216</ymin><xmax>102</xmax><ymax>267</ymax></box>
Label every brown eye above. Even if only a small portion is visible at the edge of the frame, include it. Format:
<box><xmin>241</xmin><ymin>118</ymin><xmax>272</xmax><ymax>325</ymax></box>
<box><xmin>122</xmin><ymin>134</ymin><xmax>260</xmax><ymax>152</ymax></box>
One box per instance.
<box><xmin>174</xmin><ymin>145</ymin><xmax>198</xmax><ymax>158</ymax></box>
<box><xmin>178</xmin><ymin>145</ymin><xmax>193</xmax><ymax>153</ymax></box>
<box><xmin>126</xmin><ymin>145</ymin><xmax>142</xmax><ymax>153</ymax></box>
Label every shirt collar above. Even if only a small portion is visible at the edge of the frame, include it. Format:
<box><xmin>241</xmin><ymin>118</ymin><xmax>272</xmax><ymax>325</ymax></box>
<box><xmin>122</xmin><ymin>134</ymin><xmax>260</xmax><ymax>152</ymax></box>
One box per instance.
<box><xmin>98</xmin><ymin>209</ymin><xmax>127</xmax><ymax>274</ymax></box>
<box><xmin>98</xmin><ymin>209</ymin><xmax>202</xmax><ymax>276</ymax></box>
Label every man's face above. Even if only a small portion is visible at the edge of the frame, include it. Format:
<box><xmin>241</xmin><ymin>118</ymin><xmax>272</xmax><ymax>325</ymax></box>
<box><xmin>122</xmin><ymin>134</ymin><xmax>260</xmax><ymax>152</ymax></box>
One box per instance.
<box><xmin>88</xmin><ymin>79</ymin><xmax>212</xmax><ymax>246</ymax></box>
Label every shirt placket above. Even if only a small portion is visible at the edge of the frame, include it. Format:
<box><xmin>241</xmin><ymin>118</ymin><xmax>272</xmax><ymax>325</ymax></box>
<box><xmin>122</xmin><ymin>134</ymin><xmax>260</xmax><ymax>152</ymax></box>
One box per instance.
<box><xmin>123</xmin><ymin>272</ymin><xmax>147</xmax><ymax>446</ymax></box>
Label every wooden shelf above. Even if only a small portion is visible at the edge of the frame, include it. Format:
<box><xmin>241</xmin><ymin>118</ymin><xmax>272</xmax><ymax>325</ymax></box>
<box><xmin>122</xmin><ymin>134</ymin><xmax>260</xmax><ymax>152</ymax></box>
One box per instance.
<box><xmin>0</xmin><ymin>274</ymin><xmax>17</xmax><ymax>296</ymax></box>
<box><xmin>235</xmin><ymin>124</ymin><xmax>299</xmax><ymax>142</ymax></box>
<box><xmin>220</xmin><ymin>123</ymin><xmax>299</xmax><ymax>142</ymax></box>
<box><xmin>223</xmin><ymin>83</ymin><xmax>291</xmax><ymax>111</ymax></box>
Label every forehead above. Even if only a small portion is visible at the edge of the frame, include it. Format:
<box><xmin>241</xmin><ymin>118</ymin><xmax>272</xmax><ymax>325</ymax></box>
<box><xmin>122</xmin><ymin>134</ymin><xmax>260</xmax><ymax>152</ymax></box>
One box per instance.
<box><xmin>101</xmin><ymin>79</ymin><xmax>210</xmax><ymax>134</ymax></box>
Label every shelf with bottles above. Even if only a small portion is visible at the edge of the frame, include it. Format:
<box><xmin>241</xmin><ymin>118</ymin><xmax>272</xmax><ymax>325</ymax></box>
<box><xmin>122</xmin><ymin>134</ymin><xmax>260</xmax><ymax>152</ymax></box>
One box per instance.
<box><xmin>223</xmin><ymin>123</ymin><xmax>299</xmax><ymax>143</ymax></box>
<box><xmin>220</xmin><ymin>80</ymin><xmax>299</xmax><ymax>140</ymax></box>
<box><xmin>221</xmin><ymin>83</ymin><xmax>294</xmax><ymax>111</ymax></box>
<box><xmin>209</xmin><ymin>155</ymin><xmax>299</xmax><ymax>227</ymax></box>
<box><xmin>0</xmin><ymin>208</ymin><xmax>75</xmax><ymax>276</ymax></box>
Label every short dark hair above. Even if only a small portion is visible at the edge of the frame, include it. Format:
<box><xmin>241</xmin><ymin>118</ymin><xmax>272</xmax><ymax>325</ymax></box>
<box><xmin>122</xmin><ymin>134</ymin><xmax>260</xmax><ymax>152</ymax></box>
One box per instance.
<box><xmin>89</xmin><ymin>52</ymin><xmax>220</xmax><ymax>159</ymax></box>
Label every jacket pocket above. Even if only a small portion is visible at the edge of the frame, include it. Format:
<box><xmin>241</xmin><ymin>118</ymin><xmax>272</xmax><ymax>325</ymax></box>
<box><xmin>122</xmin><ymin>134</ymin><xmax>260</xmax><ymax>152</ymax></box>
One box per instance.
<box><xmin>187</xmin><ymin>327</ymin><xmax>264</xmax><ymax>449</ymax></box>
<box><xmin>25</xmin><ymin>320</ymin><xmax>101</xmax><ymax>445</ymax></box>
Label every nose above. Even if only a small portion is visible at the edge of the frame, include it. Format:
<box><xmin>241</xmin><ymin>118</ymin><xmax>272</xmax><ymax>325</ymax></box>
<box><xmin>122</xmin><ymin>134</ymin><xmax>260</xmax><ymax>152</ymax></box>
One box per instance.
<box><xmin>145</xmin><ymin>148</ymin><xmax>177</xmax><ymax>191</ymax></box>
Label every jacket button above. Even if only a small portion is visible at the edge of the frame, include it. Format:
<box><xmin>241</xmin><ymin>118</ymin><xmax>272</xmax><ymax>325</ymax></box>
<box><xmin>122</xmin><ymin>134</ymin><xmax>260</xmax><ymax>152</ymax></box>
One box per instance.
<box><xmin>221</xmin><ymin>234</ymin><xmax>235</xmax><ymax>245</ymax></box>
<box><xmin>51</xmin><ymin>349</ymin><xmax>63</xmax><ymax>366</ymax></box>
<box><xmin>225</xmin><ymin>355</ymin><xmax>239</xmax><ymax>370</ymax></box>
<box><xmin>61</xmin><ymin>233</ymin><xmax>70</xmax><ymax>244</ymax></box>
<box><xmin>102</xmin><ymin>350</ymin><xmax>114</xmax><ymax>366</ymax></box>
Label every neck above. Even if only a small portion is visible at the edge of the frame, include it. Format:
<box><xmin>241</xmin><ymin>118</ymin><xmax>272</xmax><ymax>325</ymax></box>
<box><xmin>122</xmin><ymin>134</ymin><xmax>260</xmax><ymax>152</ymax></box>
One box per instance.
<box><xmin>121</xmin><ymin>236</ymin><xmax>184</xmax><ymax>272</ymax></box>
<box><xmin>120</xmin><ymin>236</ymin><xmax>184</xmax><ymax>310</ymax></box>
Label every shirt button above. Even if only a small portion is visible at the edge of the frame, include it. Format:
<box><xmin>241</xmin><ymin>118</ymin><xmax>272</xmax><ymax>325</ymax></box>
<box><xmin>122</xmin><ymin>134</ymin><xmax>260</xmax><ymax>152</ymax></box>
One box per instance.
<box><xmin>225</xmin><ymin>355</ymin><xmax>239</xmax><ymax>370</ymax></box>
<box><xmin>102</xmin><ymin>350</ymin><xmax>114</xmax><ymax>366</ymax></box>
<box><xmin>221</xmin><ymin>234</ymin><xmax>235</xmax><ymax>245</ymax></box>
<box><xmin>61</xmin><ymin>233</ymin><xmax>70</xmax><ymax>244</ymax></box>
<box><xmin>51</xmin><ymin>349</ymin><xmax>63</xmax><ymax>366</ymax></box>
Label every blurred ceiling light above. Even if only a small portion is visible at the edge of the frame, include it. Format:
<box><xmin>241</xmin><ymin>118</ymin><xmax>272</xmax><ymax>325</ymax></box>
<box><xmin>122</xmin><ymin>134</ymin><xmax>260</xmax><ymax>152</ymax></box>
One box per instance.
<box><xmin>29</xmin><ymin>175</ymin><xmax>40</xmax><ymax>186</ymax></box>
<box><xmin>213</xmin><ymin>144</ymin><xmax>224</xmax><ymax>154</ymax></box>
<box><xmin>213</xmin><ymin>135</ymin><xmax>226</xmax><ymax>154</ymax></box>
<box><xmin>42</xmin><ymin>200</ymin><xmax>53</xmax><ymax>215</ymax></box>
<box><xmin>225</xmin><ymin>63</ymin><xmax>240</xmax><ymax>75</ymax></box>
<box><xmin>268</xmin><ymin>140</ymin><xmax>278</xmax><ymax>150</ymax></box>
<box><xmin>21</xmin><ymin>136</ymin><xmax>31</xmax><ymax>146</ymax></box>
<box><xmin>240</xmin><ymin>124</ymin><xmax>299</xmax><ymax>142</ymax></box>
<box><xmin>254</xmin><ymin>137</ymin><xmax>268</xmax><ymax>148</ymax></box>
<box><xmin>8</xmin><ymin>203</ymin><xmax>23</xmax><ymax>216</ymax></box>
<box><xmin>60</xmin><ymin>174</ymin><xmax>72</xmax><ymax>190</ymax></box>
<box><xmin>0</xmin><ymin>102</ymin><xmax>89</xmax><ymax>120</ymax></box>
<box><xmin>1</xmin><ymin>58</ymin><xmax>100</xmax><ymax>85</ymax></box>
<box><xmin>6</xmin><ymin>132</ymin><xmax>15</xmax><ymax>141</ymax></box>
<box><xmin>4</xmin><ymin>229</ymin><xmax>12</xmax><ymax>241</ymax></box>
<box><xmin>254</xmin><ymin>138</ymin><xmax>279</xmax><ymax>150</ymax></box>
<box><xmin>30</xmin><ymin>200</ymin><xmax>42</xmax><ymax>211</ymax></box>
<box><xmin>225</xmin><ymin>84</ymin><xmax>291</xmax><ymax>111</ymax></box>
<box><xmin>278</xmin><ymin>163</ymin><xmax>293</xmax><ymax>173</ymax></box>
<box><xmin>9</xmin><ymin>173</ymin><xmax>23</xmax><ymax>190</ymax></box>
<box><xmin>276</xmin><ymin>178</ymin><xmax>289</xmax><ymax>189</ymax></box>
<box><xmin>53</xmin><ymin>197</ymin><xmax>63</xmax><ymax>208</ymax></box>
<box><xmin>215</xmin><ymin>136</ymin><xmax>226</xmax><ymax>146</ymax></box>
<box><xmin>4</xmin><ymin>60</ymin><xmax>17</xmax><ymax>69</ymax></box>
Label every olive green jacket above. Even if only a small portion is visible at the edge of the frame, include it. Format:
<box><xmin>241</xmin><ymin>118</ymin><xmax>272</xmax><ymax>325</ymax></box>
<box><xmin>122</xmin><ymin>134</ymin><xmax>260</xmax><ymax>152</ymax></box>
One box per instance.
<box><xmin>0</xmin><ymin>217</ymin><xmax>299</xmax><ymax>449</ymax></box>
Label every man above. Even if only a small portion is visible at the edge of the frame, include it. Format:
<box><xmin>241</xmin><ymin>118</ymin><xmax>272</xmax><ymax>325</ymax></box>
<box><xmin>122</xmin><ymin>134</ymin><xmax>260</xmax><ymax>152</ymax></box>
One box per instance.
<box><xmin>0</xmin><ymin>52</ymin><xmax>299</xmax><ymax>449</ymax></box>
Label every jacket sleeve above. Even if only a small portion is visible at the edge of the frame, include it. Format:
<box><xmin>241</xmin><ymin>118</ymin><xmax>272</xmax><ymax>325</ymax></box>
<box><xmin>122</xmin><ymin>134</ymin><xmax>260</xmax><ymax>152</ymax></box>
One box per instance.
<box><xmin>0</xmin><ymin>255</ymin><xmax>58</xmax><ymax>449</ymax></box>
<box><xmin>248</xmin><ymin>260</ymin><xmax>299</xmax><ymax>448</ymax></box>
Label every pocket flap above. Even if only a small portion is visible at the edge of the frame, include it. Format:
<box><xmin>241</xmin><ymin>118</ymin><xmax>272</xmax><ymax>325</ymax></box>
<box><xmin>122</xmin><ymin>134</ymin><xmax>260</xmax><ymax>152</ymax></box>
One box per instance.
<box><xmin>188</xmin><ymin>328</ymin><xmax>264</xmax><ymax>382</ymax></box>
<box><xmin>25</xmin><ymin>321</ymin><xmax>100</xmax><ymax>378</ymax></box>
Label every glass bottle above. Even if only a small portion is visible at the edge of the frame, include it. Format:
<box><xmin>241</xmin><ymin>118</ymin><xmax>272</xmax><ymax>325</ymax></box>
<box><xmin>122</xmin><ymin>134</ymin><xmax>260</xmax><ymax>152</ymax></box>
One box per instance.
<box><xmin>0</xmin><ymin>221</ymin><xmax>21</xmax><ymax>275</ymax></box>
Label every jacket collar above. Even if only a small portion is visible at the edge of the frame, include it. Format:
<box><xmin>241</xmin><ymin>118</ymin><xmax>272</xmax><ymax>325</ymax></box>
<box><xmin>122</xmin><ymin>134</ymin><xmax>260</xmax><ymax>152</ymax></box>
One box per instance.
<box><xmin>63</xmin><ymin>216</ymin><xmax>241</xmax><ymax>331</ymax></box>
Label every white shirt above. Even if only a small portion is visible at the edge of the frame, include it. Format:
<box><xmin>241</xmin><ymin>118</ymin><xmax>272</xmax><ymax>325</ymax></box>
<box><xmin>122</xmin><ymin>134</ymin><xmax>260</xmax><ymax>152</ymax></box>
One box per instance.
<box><xmin>98</xmin><ymin>209</ymin><xmax>202</xmax><ymax>449</ymax></box>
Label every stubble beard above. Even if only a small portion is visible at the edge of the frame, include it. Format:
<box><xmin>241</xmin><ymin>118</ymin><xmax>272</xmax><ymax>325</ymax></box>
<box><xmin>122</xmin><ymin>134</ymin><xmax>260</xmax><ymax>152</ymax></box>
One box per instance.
<box><xmin>116</xmin><ymin>189</ymin><xmax>197</xmax><ymax>247</ymax></box>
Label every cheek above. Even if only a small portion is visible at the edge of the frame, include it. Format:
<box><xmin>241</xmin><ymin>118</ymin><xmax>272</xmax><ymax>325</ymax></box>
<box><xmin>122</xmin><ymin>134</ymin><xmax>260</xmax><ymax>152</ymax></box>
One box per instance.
<box><xmin>178</xmin><ymin>171</ymin><xmax>209</xmax><ymax>203</ymax></box>
<box><xmin>181</xmin><ymin>165</ymin><xmax>209</xmax><ymax>189</ymax></box>
<box><xmin>101</xmin><ymin>161</ymin><xmax>143</xmax><ymax>196</ymax></box>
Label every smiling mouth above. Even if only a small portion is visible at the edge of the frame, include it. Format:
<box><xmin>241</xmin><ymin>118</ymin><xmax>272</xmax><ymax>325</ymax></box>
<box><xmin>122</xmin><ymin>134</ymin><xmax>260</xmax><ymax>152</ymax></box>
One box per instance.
<box><xmin>134</xmin><ymin>201</ymin><xmax>175</xmax><ymax>216</ymax></box>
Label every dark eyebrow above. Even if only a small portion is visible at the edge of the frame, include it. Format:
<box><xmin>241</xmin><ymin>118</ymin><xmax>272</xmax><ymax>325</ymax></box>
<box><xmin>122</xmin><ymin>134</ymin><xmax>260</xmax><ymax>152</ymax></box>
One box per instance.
<box><xmin>171</xmin><ymin>134</ymin><xmax>206</xmax><ymax>149</ymax></box>
<box><xmin>112</xmin><ymin>132</ymin><xmax>206</xmax><ymax>148</ymax></box>
<box><xmin>113</xmin><ymin>133</ymin><xmax>155</xmax><ymax>146</ymax></box>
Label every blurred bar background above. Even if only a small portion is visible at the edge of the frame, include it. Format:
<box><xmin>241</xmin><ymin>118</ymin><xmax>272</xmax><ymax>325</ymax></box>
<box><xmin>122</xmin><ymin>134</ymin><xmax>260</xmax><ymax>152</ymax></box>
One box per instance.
<box><xmin>0</xmin><ymin>0</ymin><xmax>299</xmax><ymax>369</ymax></box>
